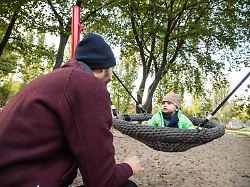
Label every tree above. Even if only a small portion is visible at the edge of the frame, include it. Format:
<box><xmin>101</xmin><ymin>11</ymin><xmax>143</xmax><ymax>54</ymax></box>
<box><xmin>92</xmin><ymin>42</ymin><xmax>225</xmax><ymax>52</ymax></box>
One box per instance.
<box><xmin>0</xmin><ymin>0</ymin><xmax>30</xmax><ymax>75</ymax></box>
<box><xmin>0</xmin><ymin>0</ymin><xmax>28</xmax><ymax>57</ymax></box>
<box><xmin>45</xmin><ymin>0</ymin><xmax>116</xmax><ymax>69</ymax></box>
<box><xmin>99</xmin><ymin>0</ymin><xmax>249</xmax><ymax>113</ymax></box>
<box><xmin>0</xmin><ymin>0</ymin><xmax>115</xmax><ymax>71</ymax></box>
<box><xmin>233</xmin><ymin>88</ymin><xmax>250</xmax><ymax>122</ymax></box>
<box><xmin>16</xmin><ymin>32</ymin><xmax>56</xmax><ymax>85</ymax></box>
<box><xmin>0</xmin><ymin>0</ymin><xmax>58</xmax><ymax>77</ymax></box>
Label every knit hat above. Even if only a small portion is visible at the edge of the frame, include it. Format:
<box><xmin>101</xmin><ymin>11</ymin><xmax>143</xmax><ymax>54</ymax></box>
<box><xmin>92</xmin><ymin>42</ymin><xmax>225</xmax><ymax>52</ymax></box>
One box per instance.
<box><xmin>74</xmin><ymin>33</ymin><xmax>116</xmax><ymax>70</ymax></box>
<box><xmin>162</xmin><ymin>91</ymin><xmax>182</xmax><ymax>108</ymax></box>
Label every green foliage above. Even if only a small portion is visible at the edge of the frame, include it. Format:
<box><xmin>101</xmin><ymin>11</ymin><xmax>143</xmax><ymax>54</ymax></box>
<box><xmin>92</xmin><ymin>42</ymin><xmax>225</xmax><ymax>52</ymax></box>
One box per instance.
<box><xmin>0</xmin><ymin>77</ymin><xmax>20</xmax><ymax>107</ymax></box>
<box><xmin>233</xmin><ymin>94</ymin><xmax>250</xmax><ymax>122</ymax></box>
<box><xmin>15</xmin><ymin>32</ymin><xmax>56</xmax><ymax>84</ymax></box>
<box><xmin>211</xmin><ymin>79</ymin><xmax>230</xmax><ymax>109</ymax></box>
<box><xmin>183</xmin><ymin>94</ymin><xmax>212</xmax><ymax>118</ymax></box>
<box><xmin>1</xmin><ymin>30</ymin><xmax>56</xmax><ymax>84</ymax></box>
<box><xmin>0</xmin><ymin>54</ymin><xmax>18</xmax><ymax>76</ymax></box>
<box><xmin>184</xmin><ymin>81</ymin><xmax>249</xmax><ymax>124</ymax></box>
<box><xmin>96</xmin><ymin>0</ymin><xmax>249</xmax><ymax>112</ymax></box>
<box><xmin>110</xmin><ymin>50</ymin><xmax>138</xmax><ymax>114</ymax></box>
<box><xmin>0</xmin><ymin>30</ymin><xmax>56</xmax><ymax>107</ymax></box>
<box><xmin>0</xmin><ymin>0</ymin><xmax>57</xmax><ymax>82</ymax></box>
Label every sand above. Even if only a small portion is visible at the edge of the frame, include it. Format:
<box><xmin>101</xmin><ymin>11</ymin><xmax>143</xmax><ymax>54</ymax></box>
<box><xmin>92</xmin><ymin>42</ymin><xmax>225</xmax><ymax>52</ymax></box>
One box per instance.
<box><xmin>71</xmin><ymin>129</ymin><xmax>250</xmax><ymax>187</ymax></box>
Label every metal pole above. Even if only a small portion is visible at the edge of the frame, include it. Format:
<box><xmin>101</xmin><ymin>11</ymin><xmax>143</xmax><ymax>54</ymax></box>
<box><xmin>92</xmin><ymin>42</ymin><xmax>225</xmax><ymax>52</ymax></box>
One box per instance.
<box><xmin>71</xmin><ymin>5</ymin><xmax>80</xmax><ymax>59</ymax></box>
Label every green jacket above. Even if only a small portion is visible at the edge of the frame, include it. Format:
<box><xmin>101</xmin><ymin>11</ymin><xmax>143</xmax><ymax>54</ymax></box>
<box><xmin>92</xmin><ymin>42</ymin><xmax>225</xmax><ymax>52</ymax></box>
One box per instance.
<box><xmin>143</xmin><ymin>110</ymin><xmax>194</xmax><ymax>129</ymax></box>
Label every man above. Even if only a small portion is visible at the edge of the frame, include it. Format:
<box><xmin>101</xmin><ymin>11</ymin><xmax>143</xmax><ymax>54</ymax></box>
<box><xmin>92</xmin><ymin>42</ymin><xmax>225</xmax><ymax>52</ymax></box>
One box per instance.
<box><xmin>0</xmin><ymin>33</ymin><xmax>143</xmax><ymax>187</ymax></box>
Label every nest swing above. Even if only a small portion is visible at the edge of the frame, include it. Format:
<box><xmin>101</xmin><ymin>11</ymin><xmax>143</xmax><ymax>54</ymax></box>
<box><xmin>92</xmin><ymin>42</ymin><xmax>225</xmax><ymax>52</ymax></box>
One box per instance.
<box><xmin>112</xmin><ymin>71</ymin><xmax>249</xmax><ymax>152</ymax></box>
<box><xmin>113</xmin><ymin>114</ymin><xmax>225</xmax><ymax>152</ymax></box>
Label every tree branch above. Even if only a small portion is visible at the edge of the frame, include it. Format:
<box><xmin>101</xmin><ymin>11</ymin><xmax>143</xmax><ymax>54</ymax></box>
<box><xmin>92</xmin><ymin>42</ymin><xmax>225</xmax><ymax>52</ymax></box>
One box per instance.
<box><xmin>0</xmin><ymin>12</ymin><xmax>18</xmax><ymax>57</ymax></box>
<box><xmin>82</xmin><ymin>1</ymin><xmax>115</xmax><ymax>22</ymax></box>
<box><xmin>47</xmin><ymin>0</ymin><xmax>64</xmax><ymax>27</ymax></box>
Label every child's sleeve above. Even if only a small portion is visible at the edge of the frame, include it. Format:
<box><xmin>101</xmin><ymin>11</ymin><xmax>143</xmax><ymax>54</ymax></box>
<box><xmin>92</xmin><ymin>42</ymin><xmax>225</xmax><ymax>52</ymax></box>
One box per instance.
<box><xmin>178</xmin><ymin>114</ymin><xmax>195</xmax><ymax>129</ymax></box>
<box><xmin>142</xmin><ymin>113</ymin><xmax>160</xmax><ymax>126</ymax></box>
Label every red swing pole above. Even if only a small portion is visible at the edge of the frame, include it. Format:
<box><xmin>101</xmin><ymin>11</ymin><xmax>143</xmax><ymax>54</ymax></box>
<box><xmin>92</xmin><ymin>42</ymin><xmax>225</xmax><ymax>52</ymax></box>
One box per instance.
<box><xmin>70</xmin><ymin>5</ymin><xmax>81</xmax><ymax>59</ymax></box>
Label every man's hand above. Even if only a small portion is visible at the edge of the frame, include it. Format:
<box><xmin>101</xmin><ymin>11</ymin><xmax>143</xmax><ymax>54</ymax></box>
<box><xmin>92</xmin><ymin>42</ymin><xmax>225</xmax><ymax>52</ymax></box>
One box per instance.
<box><xmin>124</xmin><ymin>156</ymin><xmax>144</xmax><ymax>175</ymax></box>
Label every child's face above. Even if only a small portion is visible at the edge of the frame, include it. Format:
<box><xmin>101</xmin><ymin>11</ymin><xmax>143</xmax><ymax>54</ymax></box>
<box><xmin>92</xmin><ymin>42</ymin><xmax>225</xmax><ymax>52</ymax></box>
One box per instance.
<box><xmin>161</xmin><ymin>101</ymin><xmax>178</xmax><ymax>114</ymax></box>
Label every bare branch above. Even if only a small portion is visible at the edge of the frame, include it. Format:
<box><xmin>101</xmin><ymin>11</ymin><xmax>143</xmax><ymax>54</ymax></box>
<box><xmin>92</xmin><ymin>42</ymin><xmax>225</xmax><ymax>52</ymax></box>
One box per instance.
<box><xmin>47</xmin><ymin>0</ymin><xmax>64</xmax><ymax>27</ymax></box>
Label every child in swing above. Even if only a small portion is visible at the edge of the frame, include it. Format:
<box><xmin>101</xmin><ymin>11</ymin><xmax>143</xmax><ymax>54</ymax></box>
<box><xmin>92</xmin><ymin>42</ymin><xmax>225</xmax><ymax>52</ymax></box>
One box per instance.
<box><xmin>143</xmin><ymin>91</ymin><xmax>194</xmax><ymax>129</ymax></box>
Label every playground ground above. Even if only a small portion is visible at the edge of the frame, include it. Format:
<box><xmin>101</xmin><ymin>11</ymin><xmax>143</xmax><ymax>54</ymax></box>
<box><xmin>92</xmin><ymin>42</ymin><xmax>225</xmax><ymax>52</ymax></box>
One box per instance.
<box><xmin>71</xmin><ymin>129</ymin><xmax>250</xmax><ymax>187</ymax></box>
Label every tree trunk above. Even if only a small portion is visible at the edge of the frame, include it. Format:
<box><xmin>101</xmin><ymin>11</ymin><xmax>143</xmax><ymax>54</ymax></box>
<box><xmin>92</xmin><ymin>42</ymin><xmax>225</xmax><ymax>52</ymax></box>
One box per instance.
<box><xmin>143</xmin><ymin>71</ymin><xmax>163</xmax><ymax>113</ymax></box>
<box><xmin>0</xmin><ymin>12</ymin><xmax>18</xmax><ymax>57</ymax></box>
<box><xmin>136</xmin><ymin>71</ymin><xmax>148</xmax><ymax>113</ymax></box>
<box><xmin>53</xmin><ymin>32</ymin><xmax>69</xmax><ymax>69</ymax></box>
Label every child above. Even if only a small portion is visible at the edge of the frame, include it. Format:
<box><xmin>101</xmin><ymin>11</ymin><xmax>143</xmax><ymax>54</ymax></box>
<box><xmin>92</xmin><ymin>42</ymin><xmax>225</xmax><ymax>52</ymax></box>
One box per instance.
<box><xmin>143</xmin><ymin>91</ymin><xmax>194</xmax><ymax>129</ymax></box>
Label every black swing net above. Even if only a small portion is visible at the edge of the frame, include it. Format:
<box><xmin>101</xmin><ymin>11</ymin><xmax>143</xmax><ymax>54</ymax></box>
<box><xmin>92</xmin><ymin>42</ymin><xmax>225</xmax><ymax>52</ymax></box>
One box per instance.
<box><xmin>112</xmin><ymin>71</ymin><xmax>250</xmax><ymax>152</ymax></box>
<box><xmin>113</xmin><ymin>114</ymin><xmax>224</xmax><ymax>152</ymax></box>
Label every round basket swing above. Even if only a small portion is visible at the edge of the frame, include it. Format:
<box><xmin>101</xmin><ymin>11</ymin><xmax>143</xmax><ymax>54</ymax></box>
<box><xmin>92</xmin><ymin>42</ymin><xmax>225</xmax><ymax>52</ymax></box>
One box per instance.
<box><xmin>112</xmin><ymin>71</ymin><xmax>249</xmax><ymax>152</ymax></box>
<box><xmin>113</xmin><ymin>114</ymin><xmax>225</xmax><ymax>152</ymax></box>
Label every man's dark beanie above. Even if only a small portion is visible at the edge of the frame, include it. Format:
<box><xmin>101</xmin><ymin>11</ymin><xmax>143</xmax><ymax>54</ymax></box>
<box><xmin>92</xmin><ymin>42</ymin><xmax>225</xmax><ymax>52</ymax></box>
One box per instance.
<box><xmin>74</xmin><ymin>32</ymin><xmax>116</xmax><ymax>70</ymax></box>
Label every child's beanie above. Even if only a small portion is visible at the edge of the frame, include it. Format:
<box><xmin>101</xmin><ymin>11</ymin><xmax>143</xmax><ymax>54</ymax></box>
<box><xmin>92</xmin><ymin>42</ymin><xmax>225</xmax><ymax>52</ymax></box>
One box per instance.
<box><xmin>163</xmin><ymin>91</ymin><xmax>182</xmax><ymax>108</ymax></box>
<box><xmin>74</xmin><ymin>32</ymin><xmax>116</xmax><ymax>70</ymax></box>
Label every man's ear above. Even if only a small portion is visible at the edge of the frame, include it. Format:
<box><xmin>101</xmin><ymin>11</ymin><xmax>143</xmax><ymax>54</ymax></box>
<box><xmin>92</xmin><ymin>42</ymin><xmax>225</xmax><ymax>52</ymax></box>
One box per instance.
<box><xmin>93</xmin><ymin>69</ymin><xmax>103</xmax><ymax>73</ymax></box>
<box><xmin>93</xmin><ymin>69</ymin><xmax>104</xmax><ymax>79</ymax></box>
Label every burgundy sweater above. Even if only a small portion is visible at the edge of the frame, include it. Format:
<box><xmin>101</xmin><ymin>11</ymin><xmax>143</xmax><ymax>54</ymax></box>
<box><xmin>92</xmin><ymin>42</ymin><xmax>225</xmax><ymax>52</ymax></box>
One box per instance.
<box><xmin>0</xmin><ymin>60</ymin><xmax>132</xmax><ymax>187</ymax></box>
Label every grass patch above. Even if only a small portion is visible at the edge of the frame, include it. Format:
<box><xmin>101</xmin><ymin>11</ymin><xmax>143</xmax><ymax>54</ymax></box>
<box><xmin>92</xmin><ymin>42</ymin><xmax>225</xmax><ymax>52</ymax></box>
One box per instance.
<box><xmin>239</xmin><ymin>128</ymin><xmax>250</xmax><ymax>132</ymax></box>
<box><xmin>235</xmin><ymin>133</ymin><xmax>250</xmax><ymax>138</ymax></box>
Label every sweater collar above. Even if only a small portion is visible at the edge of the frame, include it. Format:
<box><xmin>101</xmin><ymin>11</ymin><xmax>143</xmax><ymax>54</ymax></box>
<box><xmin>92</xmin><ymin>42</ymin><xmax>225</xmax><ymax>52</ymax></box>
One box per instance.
<box><xmin>62</xmin><ymin>59</ymin><xmax>94</xmax><ymax>75</ymax></box>
<box><xmin>76</xmin><ymin>60</ymin><xmax>94</xmax><ymax>75</ymax></box>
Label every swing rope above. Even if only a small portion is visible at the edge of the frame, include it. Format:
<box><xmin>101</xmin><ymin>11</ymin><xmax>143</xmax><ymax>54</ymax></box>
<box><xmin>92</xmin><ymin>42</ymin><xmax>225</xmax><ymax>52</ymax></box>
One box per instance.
<box><xmin>113</xmin><ymin>71</ymin><xmax>146</xmax><ymax>113</ymax></box>
<box><xmin>199</xmin><ymin>71</ymin><xmax>250</xmax><ymax>127</ymax></box>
